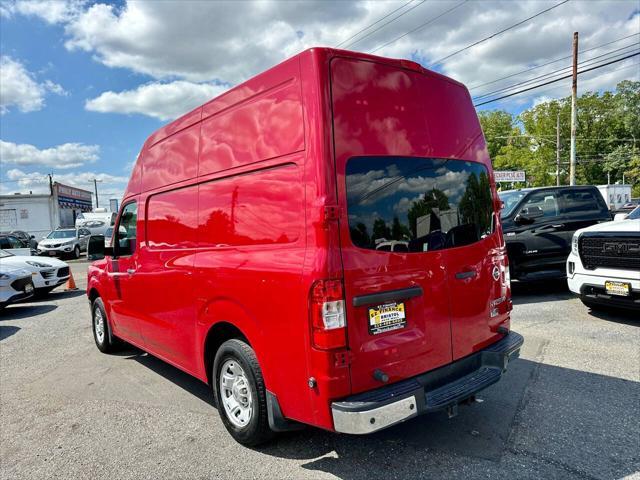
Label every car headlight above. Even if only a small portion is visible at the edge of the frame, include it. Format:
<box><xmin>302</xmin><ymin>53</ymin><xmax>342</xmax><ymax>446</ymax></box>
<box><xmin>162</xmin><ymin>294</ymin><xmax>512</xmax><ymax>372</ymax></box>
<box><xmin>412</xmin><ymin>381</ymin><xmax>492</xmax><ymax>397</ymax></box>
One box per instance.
<box><xmin>571</xmin><ymin>234</ymin><xmax>579</xmax><ymax>256</ymax></box>
<box><xmin>26</xmin><ymin>260</ymin><xmax>50</xmax><ymax>268</ymax></box>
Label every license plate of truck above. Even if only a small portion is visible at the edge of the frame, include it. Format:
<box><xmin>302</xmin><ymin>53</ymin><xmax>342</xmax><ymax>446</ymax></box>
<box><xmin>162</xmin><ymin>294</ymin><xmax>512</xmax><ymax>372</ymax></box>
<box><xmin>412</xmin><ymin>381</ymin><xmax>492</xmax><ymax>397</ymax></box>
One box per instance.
<box><xmin>605</xmin><ymin>281</ymin><xmax>630</xmax><ymax>296</ymax></box>
<box><xmin>368</xmin><ymin>302</ymin><xmax>406</xmax><ymax>335</ymax></box>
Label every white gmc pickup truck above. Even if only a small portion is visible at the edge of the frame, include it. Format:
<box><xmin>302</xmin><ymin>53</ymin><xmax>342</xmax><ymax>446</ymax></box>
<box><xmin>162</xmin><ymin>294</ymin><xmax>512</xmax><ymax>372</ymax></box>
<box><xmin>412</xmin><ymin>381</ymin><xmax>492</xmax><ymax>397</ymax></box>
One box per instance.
<box><xmin>567</xmin><ymin>206</ymin><xmax>640</xmax><ymax>311</ymax></box>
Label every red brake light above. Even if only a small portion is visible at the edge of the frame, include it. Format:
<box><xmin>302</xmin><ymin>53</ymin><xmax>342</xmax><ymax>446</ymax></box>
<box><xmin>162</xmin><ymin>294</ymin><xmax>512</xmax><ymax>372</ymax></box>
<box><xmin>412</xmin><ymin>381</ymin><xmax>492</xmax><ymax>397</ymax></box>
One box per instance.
<box><xmin>309</xmin><ymin>279</ymin><xmax>346</xmax><ymax>350</ymax></box>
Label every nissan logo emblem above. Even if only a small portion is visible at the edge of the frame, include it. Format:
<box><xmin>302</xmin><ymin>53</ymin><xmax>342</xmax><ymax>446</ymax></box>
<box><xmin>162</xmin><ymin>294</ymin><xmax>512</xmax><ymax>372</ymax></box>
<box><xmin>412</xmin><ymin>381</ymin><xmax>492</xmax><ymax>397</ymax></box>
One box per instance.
<box><xmin>492</xmin><ymin>266</ymin><xmax>501</xmax><ymax>281</ymax></box>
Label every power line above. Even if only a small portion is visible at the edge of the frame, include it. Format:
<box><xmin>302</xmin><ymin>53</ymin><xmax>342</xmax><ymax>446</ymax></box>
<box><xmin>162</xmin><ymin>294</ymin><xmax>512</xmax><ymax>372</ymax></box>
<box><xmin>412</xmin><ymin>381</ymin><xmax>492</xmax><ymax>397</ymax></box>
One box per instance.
<box><xmin>474</xmin><ymin>53</ymin><xmax>640</xmax><ymax>106</ymax></box>
<box><xmin>369</xmin><ymin>1</ymin><xmax>468</xmax><ymax>54</ymax></box>
<box><xmin>429</xmin><ymin>0</ymin><xmax>571</xmax><ymax>67</ymax></box>
<box><xmin>340</xmin><ymin>0</ymin><xmax>428</xmax><ymax>50</ymax></box>
<box><xmin>335</xmin><ymin>0</ymin><xmax>415</xmax><ymax>48</ymax></box>
<box><xmin>499</xmin><ymin>61</ymin><xmax>640</xmax><ymax>106</ymax></box>
<box><xmin>468</xmin><ymin>32</ymin><xmax>639</xmax><ymax>90</ymax></box>
<box><xmin>473</xmin><ymin>44</ymin><xmax>639</xmax><ymax>100</ymax></box>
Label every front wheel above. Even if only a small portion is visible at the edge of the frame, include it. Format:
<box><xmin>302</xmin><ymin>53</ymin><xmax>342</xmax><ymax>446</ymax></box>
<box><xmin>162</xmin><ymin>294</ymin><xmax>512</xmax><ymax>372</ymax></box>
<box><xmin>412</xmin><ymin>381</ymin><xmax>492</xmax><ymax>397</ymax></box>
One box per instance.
<box><xmin>73</xmin><ymin>246</ymin><xmax>80</xmax><ymax>259</ymax></box>
<box><xmin>213</xmin><ymin>339</ymin><xmax>274</xmax><ymax>446</ymax></box>
<box><xmin>92</xmin><ymin>297</ymin><xmax>121</xmax><ymax>353</ymax></box>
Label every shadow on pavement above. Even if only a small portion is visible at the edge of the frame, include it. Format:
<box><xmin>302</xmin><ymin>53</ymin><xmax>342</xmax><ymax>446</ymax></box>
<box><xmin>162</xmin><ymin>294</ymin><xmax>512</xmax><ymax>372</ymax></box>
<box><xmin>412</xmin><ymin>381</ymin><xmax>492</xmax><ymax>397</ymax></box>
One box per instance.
<box><xmin>511</xmin><ymin>279</ymin><xmax>573</xmax><ymax>305</ymax></box>
<box><xmin>126</xmin><ymin>351</ymin><xmax>214</xmax><ymax>406</ymax></box>
<box><xmin>0</xmin><ymin>325</ymin><xmax>20</xmax><ymax>340</ymax></box>
<box><xmin>129</xmin><ymin>349</ymin><xmax>640</xmax><ymax>479</ymax></box>
<box><xmin>30</xmin><ymin>289</ymin><xmax>86</xmax><ymax>302</ymax></box>
<box><xmin>270</xmin><ymin>360</ymin><xmax>639</xmax><ymax>480</ymax></box>
<box><xmin>586</xmin><ymin>307</ymin><xmax>639</xmax><ymax>327</ymax></box>
<box><xmin>0</xmin><ymin>304</ymin><xmax>57</xmax><ymax>320</ymax></box>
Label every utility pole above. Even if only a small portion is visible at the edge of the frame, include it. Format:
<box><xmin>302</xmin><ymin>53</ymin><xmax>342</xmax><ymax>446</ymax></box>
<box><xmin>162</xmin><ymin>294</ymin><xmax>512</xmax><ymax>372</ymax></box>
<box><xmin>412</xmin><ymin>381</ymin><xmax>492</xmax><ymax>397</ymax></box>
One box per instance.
<box><xmin>89</xmin><ymin>179</ymin><xmax>103</xmax><ymax>209</ymax></box>
<box><xmin>569</xmin><ymin>32</ymin><xmax>578</xmax><ymax>186</ymax></box>
<box><xmin>556</xmin><ymin>112</ymin><xmax>561</xmax><ymax>186</ymax></box>
<box><xmin>48</xmin><ymin>173</ymin><xmax>53</xmax><ymax>196</ymax></box>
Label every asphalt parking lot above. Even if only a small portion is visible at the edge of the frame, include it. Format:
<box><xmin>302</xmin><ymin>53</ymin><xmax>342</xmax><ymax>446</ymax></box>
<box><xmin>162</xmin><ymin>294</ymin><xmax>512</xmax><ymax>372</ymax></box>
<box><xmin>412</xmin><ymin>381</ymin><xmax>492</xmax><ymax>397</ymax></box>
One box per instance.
<box><xmin>1</xmin><ymin>261</ymin><xmax>638</xmax><ymax>480</ymax></box>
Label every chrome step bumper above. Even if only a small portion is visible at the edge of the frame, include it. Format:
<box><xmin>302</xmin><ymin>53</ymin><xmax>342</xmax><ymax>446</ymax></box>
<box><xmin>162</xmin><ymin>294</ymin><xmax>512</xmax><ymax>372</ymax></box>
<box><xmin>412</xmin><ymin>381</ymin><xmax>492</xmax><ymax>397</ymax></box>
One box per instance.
<box><xmin>331</xmin><ymin>331</ymin><xmax>524</xmax><ymax>434</ymax></box>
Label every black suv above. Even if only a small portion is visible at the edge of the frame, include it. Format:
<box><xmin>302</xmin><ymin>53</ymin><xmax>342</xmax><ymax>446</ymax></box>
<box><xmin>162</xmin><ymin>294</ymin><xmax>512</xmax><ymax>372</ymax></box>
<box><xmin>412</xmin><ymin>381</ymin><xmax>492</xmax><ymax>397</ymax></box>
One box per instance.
<box><xmin>499</xmin><ymin>186</ymin><xmax>610</xmax><ymax>281</ymax></box>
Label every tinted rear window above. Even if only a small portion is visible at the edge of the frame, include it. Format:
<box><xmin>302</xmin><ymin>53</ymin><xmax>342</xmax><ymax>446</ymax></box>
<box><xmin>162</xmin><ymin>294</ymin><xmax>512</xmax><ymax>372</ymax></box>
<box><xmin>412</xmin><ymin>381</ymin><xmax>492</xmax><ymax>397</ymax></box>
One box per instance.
<box><xmin>559</xmin><ymin>189</ymin><xmax>605</xmax><ymax>214</ymax></box>
<box><xmin>346</xmin><ymin>157</ymin><xmax>494</xmax><ymax>252</ymax></box>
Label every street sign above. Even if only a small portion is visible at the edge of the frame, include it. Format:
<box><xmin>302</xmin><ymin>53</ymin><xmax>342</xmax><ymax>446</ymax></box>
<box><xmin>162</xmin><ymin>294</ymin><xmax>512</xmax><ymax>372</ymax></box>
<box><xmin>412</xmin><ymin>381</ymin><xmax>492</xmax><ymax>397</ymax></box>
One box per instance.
<box><xmin>494</xmin><ymin>170</ymin><xmax>526</xmax><ymax>183</ymax></box>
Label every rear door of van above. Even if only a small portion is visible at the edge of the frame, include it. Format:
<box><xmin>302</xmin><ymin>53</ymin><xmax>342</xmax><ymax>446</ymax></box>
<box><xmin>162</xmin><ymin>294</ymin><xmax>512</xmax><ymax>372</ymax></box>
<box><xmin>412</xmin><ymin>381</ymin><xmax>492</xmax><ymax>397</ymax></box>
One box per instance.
<box><xmin>331</xmin><ymin>56</ymin><xmax>506</xmax><ymax>393</ymax></box>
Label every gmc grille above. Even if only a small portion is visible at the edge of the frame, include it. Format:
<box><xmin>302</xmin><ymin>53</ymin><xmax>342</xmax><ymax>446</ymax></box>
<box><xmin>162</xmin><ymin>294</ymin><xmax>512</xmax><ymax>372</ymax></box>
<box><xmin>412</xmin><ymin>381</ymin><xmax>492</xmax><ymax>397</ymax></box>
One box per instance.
<box><xmin>579</xmin><ymin>235</ymin><xmax>640</xmax><ymax>270</ymax></box>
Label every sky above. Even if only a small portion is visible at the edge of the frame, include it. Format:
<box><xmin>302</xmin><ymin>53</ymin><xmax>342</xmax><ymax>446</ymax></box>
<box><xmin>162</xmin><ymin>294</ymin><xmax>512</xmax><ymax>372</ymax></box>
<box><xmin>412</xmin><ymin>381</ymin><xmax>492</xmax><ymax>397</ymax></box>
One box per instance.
<box><xmin>1</xmin><ymin>0</ymin><xmax>638</xmax><ymax>206</ymax></box>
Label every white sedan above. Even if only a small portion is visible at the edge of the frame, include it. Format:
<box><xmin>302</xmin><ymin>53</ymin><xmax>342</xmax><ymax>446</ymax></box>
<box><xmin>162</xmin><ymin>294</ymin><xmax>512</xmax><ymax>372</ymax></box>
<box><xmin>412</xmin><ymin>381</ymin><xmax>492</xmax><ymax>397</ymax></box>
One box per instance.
<box><xmin>0</xmin><ymin>265</ymin><xmax>34</xmax><ymax>309</ymax></box>
<box><xmin>0</xmin><ymin>249</ymin><xmax>70</xmax><ymax>296</ymax></box>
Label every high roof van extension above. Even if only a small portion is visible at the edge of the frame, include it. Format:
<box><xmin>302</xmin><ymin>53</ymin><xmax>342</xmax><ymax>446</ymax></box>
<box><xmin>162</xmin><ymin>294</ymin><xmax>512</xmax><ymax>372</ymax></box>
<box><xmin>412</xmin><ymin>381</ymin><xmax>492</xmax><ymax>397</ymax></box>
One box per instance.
<box><xmin>87</xmin><ymin>47</ymin><xmax>524</xmax><ymax>446</ymax></box>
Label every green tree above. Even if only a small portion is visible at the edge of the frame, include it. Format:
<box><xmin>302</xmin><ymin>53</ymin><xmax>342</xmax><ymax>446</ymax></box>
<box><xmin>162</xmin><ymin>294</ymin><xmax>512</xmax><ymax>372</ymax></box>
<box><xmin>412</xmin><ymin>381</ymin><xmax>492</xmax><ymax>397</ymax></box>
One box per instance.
<box><xmin>478</xmin><ymin>110</ymin><xmax>515</xmax><ymax>159</ymax></box>
<box><xmin>372</xmin><ymin>218</ymin><xmax>391</xmax><ymax>241</ymax></box>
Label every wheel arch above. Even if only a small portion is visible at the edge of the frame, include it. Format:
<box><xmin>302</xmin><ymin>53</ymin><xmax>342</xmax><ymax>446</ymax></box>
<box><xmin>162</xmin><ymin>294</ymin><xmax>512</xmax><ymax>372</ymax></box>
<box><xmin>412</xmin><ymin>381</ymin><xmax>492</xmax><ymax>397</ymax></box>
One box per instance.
<box><xmin>203</xmin><ymin>321</ymin><xmax>251</xmax><ymax>387</ymax></box>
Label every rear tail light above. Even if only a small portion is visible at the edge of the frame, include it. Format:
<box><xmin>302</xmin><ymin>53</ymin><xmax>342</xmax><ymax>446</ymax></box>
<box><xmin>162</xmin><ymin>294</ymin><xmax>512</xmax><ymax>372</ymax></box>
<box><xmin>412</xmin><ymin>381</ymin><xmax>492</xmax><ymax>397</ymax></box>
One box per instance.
<box><xmin>310</xmin><ymin>279</ymin><xmax>346</xmax><ymax>350</ymax></box>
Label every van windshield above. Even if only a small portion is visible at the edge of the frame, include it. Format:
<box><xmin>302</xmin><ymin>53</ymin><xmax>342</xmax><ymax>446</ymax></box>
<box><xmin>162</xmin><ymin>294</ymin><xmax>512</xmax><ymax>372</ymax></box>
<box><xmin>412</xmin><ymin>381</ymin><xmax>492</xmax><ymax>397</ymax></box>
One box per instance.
<box><xmin>346</xmin><ymin>157</ymin><xmax>494</xmax><ymax>252</ymax></box>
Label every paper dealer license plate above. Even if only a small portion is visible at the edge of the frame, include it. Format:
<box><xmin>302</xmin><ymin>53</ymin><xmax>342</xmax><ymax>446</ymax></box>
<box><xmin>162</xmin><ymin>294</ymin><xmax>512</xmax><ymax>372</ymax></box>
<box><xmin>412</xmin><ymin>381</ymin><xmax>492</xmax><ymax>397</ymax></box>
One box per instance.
<box><xmin>368</xmin><ymin>302</ymin><xmax>406</xmax><ymax>335</ymax></box>
<box><xmin>605</xmin><ymin>281</ymin><xmax>630</xmax><ymax>297</ymax></box>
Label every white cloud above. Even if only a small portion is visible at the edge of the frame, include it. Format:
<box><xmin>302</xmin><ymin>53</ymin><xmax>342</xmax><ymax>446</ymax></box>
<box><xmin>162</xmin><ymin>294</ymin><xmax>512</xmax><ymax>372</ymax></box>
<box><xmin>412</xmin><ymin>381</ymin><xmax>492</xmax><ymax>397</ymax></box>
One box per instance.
<box><xmin>4</xmin><ymin>0</ymin><xmax>84</xmax><ymax>24</ymax></box>
<box><xmin>6</xmin><ymin>0</ymin><xmax>639</xmax><ymax>110</ymax></box>
<box><xmin>85</xmin><ymin>81</ymin><xmax>228</xmax><ymax>121</ymax></box>
<box><xmin>0</xmin><ymin>140</ymin><xmax>99</xmax><ymax>169</ymax></box>
<box><xmin>0</xmin><ymin>56</ymin><xmax>66</xmax><ymax>114</ymax></box>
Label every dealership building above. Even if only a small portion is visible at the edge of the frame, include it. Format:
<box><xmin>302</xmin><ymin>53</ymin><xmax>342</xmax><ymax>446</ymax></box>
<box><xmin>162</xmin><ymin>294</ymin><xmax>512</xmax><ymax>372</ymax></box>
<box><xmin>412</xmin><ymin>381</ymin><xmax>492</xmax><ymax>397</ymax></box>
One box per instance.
<box><xmin>0</xmin><ymin>182</ymin><xmax>93</xmax><ymax>239</ymax></box>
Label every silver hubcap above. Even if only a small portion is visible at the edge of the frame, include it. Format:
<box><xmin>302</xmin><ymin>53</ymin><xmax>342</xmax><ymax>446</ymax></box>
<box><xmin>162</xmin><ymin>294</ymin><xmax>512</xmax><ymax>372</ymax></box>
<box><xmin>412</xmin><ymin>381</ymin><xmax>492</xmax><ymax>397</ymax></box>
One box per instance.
<box><xmin>219</xmin><ymin>359</ymin><xmax>253</xmax><ymax>428</ymax></box>
<box><xmin>94</xmin><ymin>308</ymin><xmax>105</xmax><ymax>344</ymax></box>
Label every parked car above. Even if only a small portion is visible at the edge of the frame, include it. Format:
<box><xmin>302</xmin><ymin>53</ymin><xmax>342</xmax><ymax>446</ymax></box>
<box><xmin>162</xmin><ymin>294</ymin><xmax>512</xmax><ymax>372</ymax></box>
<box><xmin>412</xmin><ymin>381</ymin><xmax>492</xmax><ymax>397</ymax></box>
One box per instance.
<box><xmin>0</xmin><ymin>249</ymin><xmax>70</xmax><ymax>296</ymax></box>
<box><xmin>5</xmin><ymin>230</ymin><xmax>38</xmax><ymax>250</ymax></box>
<box><xmin>75</xmin><ymin>209</ymin><xmax>116</xmax><ymax>235</ymax></box>
<box><xmin>0</xmin><ymin>265</ymin><xmax>34</xmax><ymax>310</ymax></box>
<box><xmin>86</xmin><ymin>47</ymin><xmax>523</xmax><ymax>446</ymax></box>
<box><xmin>567</xmin><ymin>206</ymin><xmax>640</xmax><ymax>311</ymax></box>
<box><xmin>103</xmin><ymin>226</ymin><xmax>114</xmax><ymax>248</ymax></box>
<box><xmin>0</xmin><ymin>234</ymin><xmax>32</xmax><ymax>256</ymax></box>
<box><xmin>37</xmin><ymin>228</ymin><xmax>91</xmax><ymax>259</ymax></box>
<box><xmin>499</xmin><ymin>186</ymin><xmax>611</xmax><ymax>282</ymax></box>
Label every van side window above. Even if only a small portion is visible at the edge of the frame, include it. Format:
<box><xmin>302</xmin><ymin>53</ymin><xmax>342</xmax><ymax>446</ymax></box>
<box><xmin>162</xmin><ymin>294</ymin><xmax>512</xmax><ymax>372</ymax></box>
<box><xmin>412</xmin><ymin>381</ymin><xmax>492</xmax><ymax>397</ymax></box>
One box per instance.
<box><xmin>115</xmin><ymin>202</ymin><xmax>138</xmax><ymax>256</ymax></box>
<box><xmin>346</xmin><ymin>157</ymin><xmax>494</xmax><ymax>252</ymax></box>
<box><xmin>519</xmin><ymin>193</ymin><xmax>559</xmax><ymax>218</ymax></box>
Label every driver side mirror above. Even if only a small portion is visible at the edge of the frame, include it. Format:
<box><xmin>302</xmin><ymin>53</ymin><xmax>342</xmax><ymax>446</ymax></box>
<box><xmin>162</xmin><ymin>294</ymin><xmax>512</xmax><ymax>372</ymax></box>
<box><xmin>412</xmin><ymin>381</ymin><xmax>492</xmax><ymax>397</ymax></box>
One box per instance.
<box><xmin>515</xmin><ymin>205</ymin><xmax>544</xmax><ymax>224</ymax></box>
<box><xmin>87</xmin><ymin>235</ymin><xmax>113</xmax><ymax>260</ymax></box>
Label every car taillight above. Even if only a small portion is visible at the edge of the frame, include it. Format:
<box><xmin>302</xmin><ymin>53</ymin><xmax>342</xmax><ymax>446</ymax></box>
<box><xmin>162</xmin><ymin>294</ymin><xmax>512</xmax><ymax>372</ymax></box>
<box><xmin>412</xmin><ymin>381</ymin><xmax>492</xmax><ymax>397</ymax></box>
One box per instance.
<box><xmin>309</xmin><ymin>279</ymin><xmax>346</xmax><ymax>350</ymax></box>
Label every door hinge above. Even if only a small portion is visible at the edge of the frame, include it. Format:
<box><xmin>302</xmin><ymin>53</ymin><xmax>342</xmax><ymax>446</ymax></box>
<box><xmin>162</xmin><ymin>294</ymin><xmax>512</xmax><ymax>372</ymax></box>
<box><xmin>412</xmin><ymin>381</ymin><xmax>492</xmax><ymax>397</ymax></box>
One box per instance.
<box><xmin>324</xmin><ymin>205</ymin><xmax>341</xmax><ymax>222</ymax></box>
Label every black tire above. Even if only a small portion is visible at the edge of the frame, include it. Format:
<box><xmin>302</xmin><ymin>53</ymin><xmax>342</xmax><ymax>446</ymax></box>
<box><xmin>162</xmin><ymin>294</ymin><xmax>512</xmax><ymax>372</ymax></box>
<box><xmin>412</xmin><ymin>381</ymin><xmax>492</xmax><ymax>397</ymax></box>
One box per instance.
<box><xmin>213</xmin><ymin>339</ymin><xmax>274</xmax><ymax>446</ymax></box>
<box><xmin>91</xmin><ymin>297</ymin><xmax>121</xmax><ymax>353</ymax></box>
<box><xmin>73</xmin><ymin>245</ymin><xmax>80</xmax><ymax>259</ymax></box>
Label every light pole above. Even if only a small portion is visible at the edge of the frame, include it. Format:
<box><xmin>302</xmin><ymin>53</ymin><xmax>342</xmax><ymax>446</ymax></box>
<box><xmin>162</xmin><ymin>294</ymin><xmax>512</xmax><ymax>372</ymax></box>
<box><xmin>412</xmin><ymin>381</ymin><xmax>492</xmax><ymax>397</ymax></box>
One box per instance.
<box><xmin>89</xmin><ymin>179</ymin><xmax>103</xmax><ymax>209</ymax></box>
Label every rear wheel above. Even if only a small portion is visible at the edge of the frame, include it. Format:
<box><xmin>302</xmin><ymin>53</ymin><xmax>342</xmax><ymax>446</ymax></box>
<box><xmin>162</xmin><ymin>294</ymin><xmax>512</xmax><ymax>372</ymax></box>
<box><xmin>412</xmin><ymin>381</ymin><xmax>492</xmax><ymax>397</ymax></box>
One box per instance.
<box><xmin>92</xmin><ymin>297</ymin><xmax>121</xmax><ymax>353</ymax></box>
<box><xmin>213</xmin><ymin>339</ymin><xmax>273</xmax><ymax>446</ymax></box>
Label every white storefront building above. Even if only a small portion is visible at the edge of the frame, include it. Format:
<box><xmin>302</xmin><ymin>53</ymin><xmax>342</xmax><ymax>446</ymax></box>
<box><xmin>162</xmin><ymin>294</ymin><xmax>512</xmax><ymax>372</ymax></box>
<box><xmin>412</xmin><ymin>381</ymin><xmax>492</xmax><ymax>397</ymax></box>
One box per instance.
<box><xmin>0</xmin><ymin>182</ymin><xmax>93</xmax><ymax>239</ymax></box>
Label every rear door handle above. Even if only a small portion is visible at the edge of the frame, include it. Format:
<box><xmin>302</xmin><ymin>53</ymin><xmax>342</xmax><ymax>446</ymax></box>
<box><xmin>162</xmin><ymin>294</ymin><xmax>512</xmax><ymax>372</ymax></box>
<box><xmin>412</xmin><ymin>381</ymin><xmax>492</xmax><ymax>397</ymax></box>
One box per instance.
<box><xmin>455</xmin><ymin>271</ymin><xmax>476</xmax><ymax>280</ymax></box>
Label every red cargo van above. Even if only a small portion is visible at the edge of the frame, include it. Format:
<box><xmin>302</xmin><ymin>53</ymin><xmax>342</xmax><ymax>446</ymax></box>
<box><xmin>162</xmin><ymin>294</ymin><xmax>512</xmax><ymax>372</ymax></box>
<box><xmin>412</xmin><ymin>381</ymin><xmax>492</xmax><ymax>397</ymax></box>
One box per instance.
<box><xmin>87</xmin><ymin>47</ymin><xmax>523</xmax><ymax>445</ymax></box>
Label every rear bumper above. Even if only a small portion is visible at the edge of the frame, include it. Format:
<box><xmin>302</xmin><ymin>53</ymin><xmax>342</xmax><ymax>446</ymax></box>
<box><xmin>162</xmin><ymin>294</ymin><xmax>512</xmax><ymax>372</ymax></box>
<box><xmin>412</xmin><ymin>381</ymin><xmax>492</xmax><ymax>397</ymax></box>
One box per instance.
<box><xmin>331</xmin><ymin>331</ymin><xmax>524</xmax><ymax>434</ymax></box>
